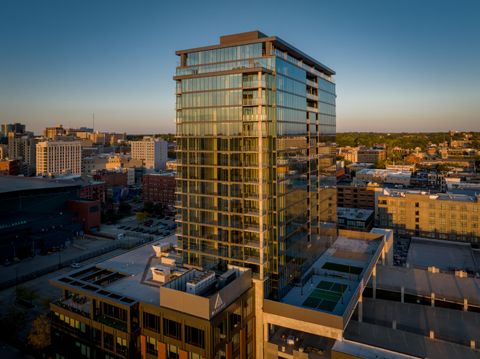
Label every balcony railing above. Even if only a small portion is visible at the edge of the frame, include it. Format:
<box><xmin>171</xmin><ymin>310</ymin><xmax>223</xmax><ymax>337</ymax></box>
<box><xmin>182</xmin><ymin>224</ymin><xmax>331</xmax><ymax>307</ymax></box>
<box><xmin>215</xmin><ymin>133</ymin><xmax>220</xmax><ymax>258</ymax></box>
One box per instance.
<box><xmin>306</xmin><ymin>79</ymin><xmax>318</xmax><ymax>88</ymax></box>
<box><xmin>53</xmin><ymin>297</ymin><xmax>91</xmax><ymax>319</ymax></box>
<box><xmin>97</xmin><ymin>314</ymin><xmax>128</xmax><ymax>332</ymax></box>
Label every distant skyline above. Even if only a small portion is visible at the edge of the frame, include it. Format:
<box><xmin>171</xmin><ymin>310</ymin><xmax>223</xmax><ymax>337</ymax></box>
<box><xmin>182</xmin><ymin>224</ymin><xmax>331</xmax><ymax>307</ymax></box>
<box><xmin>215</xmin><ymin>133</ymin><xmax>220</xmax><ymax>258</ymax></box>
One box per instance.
<box><xmin>1</xmin><ymin>0</ymin><xmax>479</xmax><ymax>134</ymax></box>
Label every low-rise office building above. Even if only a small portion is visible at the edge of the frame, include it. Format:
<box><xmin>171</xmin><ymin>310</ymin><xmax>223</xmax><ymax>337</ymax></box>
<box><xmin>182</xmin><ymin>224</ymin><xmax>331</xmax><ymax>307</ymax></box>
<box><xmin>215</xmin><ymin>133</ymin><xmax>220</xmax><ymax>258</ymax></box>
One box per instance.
<box><xmin>356</xmin><ymin>168</ymin><xmax>411</xmax><ymax>186</ymax></box>
<box><xmin>0</xmin><ymin>177</ymin><xmax>98</xmax><ymax>263</ymax></box>
<box><xmin>337</xmin><ymin>147</ymin><xmax>358</xmax><ymax>163</ymax></box>
<box><xmin>377</xmin><ymin>189</ymin><xmax>480</xmax><ymax>243</ymax></box>
<box><xmin>357</xmin><ymin>148</ymin><xmax>386</xmax><ymax>163</ymax></box>
<box><xmin>337</xmin><ymin>180</ymin><xmax>380</xmax><ymax>209</ymax></box>
<box><xmin>0</xmin><ymin>159</ymin><xmax>21</xmax><ymax>175</ymax></box>
<box><xmin>337</xmin><ymin>207</ymin><xmax>374</xmax><ymax>231</ymax></box>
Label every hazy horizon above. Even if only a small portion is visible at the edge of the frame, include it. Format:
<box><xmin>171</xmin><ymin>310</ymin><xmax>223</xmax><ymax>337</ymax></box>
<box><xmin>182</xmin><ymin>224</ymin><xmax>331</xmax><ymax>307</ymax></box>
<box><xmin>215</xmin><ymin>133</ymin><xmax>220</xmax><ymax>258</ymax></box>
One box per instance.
<box><xmin>1</xmin><ymin>0</ymin><xmax>479</xmax><ymax>134</ymax></box>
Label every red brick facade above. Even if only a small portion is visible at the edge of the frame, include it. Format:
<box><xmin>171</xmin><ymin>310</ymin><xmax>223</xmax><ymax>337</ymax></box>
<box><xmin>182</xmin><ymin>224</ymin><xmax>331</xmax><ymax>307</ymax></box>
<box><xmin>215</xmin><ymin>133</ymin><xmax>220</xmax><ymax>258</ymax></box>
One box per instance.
<box><xmin>142</xmin><ymin>174</ymin><xmax>175</xmax><ymax>206</ymax></box>
<box><xmin>67</xmin><ymin>200</ymin><xmax>101</xmax><ymax>233</ymax></box>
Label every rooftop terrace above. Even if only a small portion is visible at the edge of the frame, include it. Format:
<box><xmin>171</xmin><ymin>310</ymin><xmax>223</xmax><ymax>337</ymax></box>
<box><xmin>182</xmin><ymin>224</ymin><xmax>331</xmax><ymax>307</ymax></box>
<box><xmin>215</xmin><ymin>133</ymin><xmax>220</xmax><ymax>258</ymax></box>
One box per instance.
<box><xmin>337</xmin><ymin>207</ymin><xmax>374</xmax><ymax>222</ymax></box>
<box><xmin>281</xmin><ymin>232</ymin><xmax>386</xmax><ymax>317</ymax></box>
<box><xmin>51</xmin><ymin>235</ymin><xmax>178</xmax><ymax>306</ymax></box>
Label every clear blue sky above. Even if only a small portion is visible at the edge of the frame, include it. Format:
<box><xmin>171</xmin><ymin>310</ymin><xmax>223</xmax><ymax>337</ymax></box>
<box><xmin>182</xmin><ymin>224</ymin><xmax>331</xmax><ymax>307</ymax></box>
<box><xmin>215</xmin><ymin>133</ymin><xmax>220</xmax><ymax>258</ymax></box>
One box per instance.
<box><xmin>1</xmin><ymin>0</ymin><xmax>479</xmax><ymax>134</ymax></box>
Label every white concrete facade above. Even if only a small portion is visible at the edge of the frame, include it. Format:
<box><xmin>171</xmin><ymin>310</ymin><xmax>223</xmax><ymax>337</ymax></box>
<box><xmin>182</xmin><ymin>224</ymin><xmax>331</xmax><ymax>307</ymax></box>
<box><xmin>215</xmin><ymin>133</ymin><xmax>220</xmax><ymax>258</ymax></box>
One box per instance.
<box><xmin>131</xmin><ymin>137</ymin><xmax>167</xmax><ymax>171</ymax></box>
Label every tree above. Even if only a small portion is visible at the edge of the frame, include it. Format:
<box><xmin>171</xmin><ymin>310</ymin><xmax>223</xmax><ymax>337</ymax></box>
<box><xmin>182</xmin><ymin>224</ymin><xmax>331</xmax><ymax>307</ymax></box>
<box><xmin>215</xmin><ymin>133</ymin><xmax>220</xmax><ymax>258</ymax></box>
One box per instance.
<box><xmin>374</xmin><ymin>159</ymin><xmax>387</xmax><ymax>169</ymax></box>
<box><xmin>27</xmin><ymin>314</ymin><xmax>51</xmax><ymax>350</ymax></box>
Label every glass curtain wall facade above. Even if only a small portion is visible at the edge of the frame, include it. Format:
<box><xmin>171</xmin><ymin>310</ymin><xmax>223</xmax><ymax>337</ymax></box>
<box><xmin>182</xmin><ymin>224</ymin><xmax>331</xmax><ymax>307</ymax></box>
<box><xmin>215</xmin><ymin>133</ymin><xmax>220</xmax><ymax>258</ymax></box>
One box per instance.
<box><xmin>175</xmin><ymin>32</ymin><xmax>336</xmax><ymax>299</ymax></box>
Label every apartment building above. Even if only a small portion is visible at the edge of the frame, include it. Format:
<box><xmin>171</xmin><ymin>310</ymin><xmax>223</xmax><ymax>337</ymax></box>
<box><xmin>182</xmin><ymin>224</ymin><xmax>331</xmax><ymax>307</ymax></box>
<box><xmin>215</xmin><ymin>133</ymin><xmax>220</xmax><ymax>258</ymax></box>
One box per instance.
<box><xmin>131</xmin><ymin>137</ymin><xmax>167</xmax><ymax>171</ymax></box>
<box><xmin>142</xmin><ymin>173</ymin><xmax>176</xmax><ymax>207</ymax></box>
<box><xmin>377</xmin><ymin>189</ymin><xmax>480</xmax><ymax>242</ymax></box>
<box><xmin>7</xmin><ymin>132</ymin><xmax>36</xmax><ymax>174</ymax></box>
<box><xmin>175</xmin><ymin>30</ymin><xmax>337</xmax><ymax>299</ymax></box>
<box><xmin>50</xmin><ymin>239</ymin><xmax>255</xmax><ymax>359</ymax></box>
<box><xmin>36</xmin><ymin>141</ymin><xmax>82</xmax><ymax>176</ymax></box>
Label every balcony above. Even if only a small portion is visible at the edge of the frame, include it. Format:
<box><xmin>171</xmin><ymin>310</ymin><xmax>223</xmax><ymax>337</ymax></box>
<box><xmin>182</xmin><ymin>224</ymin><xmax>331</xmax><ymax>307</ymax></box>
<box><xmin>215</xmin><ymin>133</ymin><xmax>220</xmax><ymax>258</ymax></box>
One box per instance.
<box><xmin>242</xmin><ymin>80</ymin><xmax>267</xmax><ymax>89</ymax></box>
<box><xmin>53</xmin><ymin>296</ymin><xmax>91</xmax><ymax>319</ymax></box>
<box><xmin>306</xmin><ymin>79</ymin><xmax>318</xmax><ymax>88</ymax></box>
<box><xmin>242</xmin><ymin>98</ymin><xmax>262</xmax><ymax>106</ymax></box>
<box><xmin>97</xmin><ymin>314</ymin><xmax>128</xmax><ymax>332</ymax></box>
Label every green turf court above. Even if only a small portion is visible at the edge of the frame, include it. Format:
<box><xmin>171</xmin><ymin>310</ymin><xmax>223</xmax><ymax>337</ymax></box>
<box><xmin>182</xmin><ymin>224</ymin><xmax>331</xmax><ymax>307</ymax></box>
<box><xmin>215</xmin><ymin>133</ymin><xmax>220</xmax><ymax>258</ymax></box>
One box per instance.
<box><xmin>322</xmin><ymin>261</ymin><xmax>363</xmax><ymax>275</ymax></box>
<box><xmin>302</xmin><ymin>280</ymin><xmax>348</xmax><ymax>312</ymax></box>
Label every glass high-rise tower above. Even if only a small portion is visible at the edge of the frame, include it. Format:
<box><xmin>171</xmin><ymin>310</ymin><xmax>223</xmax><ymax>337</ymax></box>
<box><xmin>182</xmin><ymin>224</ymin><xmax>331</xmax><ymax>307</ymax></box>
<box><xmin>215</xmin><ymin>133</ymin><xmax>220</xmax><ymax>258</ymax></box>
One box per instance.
<box><xmin>175</xmin><ymin>31</ymin><xmax>336</xmax><ymax>299</ymax></box>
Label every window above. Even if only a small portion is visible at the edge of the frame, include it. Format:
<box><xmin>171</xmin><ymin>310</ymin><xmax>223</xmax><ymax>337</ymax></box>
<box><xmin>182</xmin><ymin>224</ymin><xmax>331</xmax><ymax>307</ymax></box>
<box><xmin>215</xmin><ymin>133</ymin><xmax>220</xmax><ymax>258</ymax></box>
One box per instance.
<box><xmin>143</xmin><ymin>312</ymin><xmax>160</xmax><ymax>333</ymax></box>
<box><xmin>75</xmin><ymin>342</ymin><xmax>91</xmax><ymax>358</ymax></box>
<box><xmin>104</xmin><ymin>333</ymin><xmax>114</xmax><ymax>351</ymax></box>
<box><xmin>185</xmin><ymin>325</ymin><xmax>205</xmax><ymax>348</ymax></box>
<box><xmin>102</xmin><ymin>303</ymin><xmax>127</xmax><ymax>322</ymax></box>
<box><xmin>116</xmin><ymin>337</ymin><xmax>127</xmax><ymax>355</ymax></box>
<box><xmin>164</xmin><ymin>318</ymin><xmax>182</xmax><ymax>340</ymax></box>
<box><xmin>167</xmin><ymin>344</ymin><xmax>179</xmax><ymax>359</ymax></box>
<box><xmin>146</xmin><ymin>336</ymin><xmax>157</xmax><ymax>355</ymax></box>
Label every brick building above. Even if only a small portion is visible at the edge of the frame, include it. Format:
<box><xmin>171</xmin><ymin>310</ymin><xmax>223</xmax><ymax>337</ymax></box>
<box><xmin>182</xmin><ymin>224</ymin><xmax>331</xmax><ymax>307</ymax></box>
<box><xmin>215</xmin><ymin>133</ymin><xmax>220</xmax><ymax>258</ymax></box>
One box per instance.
<box><xmin>79</xmin><ymin>180</ymin><xmax>106</xmax><ymax>206</ymax></box>
<box><xmin>0</xmin><ymin>159</ymin><xmax>20</xmax><ymax>176</ymax></box>
<box><xmin>357</xmin><ymin>148</ymin><xmax>386</xmax><ymax>163</ymax></box>
<box><xmin>337</xmin><ymin>180</ymin><xmax>380</xmax><ymax>209</ymax></box>
<box><xmin>142</xmin><ymin>173</ymin><xmax>175</xmax><ymax>207</ymax></box>
<box><xmin>94</xmin><ymin>170</ymin><xmax>128</xmax><ymax>187</ymax></box>
<box><xmin>67</xmin><ymin>199</ymin><xmax>101</xmax><ymax>233</ymax></box>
